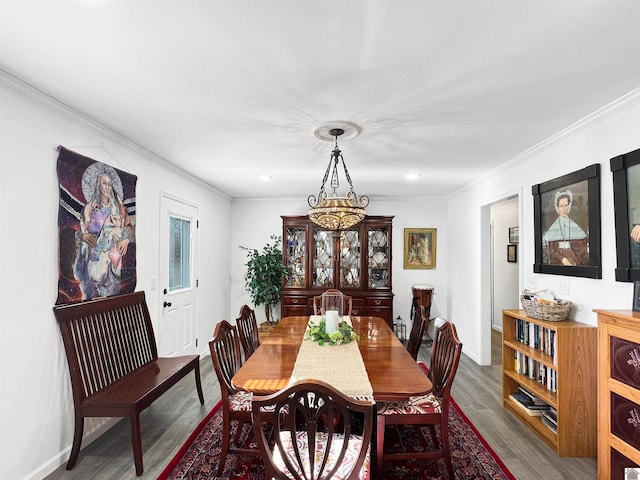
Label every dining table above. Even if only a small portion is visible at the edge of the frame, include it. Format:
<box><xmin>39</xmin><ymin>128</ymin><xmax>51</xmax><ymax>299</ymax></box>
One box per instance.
<box><xmin>232</xmin><ymin>315</ymin><xmax>432</xmax><ymax>401</ymax></box>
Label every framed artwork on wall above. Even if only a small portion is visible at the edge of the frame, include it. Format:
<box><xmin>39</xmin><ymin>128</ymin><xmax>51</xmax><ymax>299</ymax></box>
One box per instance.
<box><xmin>634</xmin><ymin>281</ymin><xmax>640</xmax><ymax>312</ymax></box>
<box><xmin>611</xmin><ymin>148</ymin><xmax>640</xmax><ymax>282</ymax></box>
<box><xmin>404</xmin><ymin>228</ymin><xmax>436</xmax><ymax>269</ymax></box>
<box><xmin>507</xmin><ymin>244</ymin><xmax>517</xmax><ymax>263</ymax></box>
<box><xmin>509</xmin><ymin>226</ymin><xmax>519</xmax><ymax>244</ymax></box>
<box><xmin>532</xmin><ymin>164</ymin><xmax>601</xmax><ymax>279</ymax></box>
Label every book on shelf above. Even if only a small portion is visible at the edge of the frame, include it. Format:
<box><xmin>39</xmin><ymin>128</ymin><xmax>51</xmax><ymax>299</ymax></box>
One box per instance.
<box><xmin>518</xmin><ymin>386</ymin><xmax>549</xmax><ymax>405</ymax></box>
<box><xmin>542</xmin><ymin>409</ymin><xmax>557</xmax><ymax>427</ymax></box>
<box><xmin>509</xmin><ymin>394</ymin><xmax>546</xmax><ymax>416</ymax></box>
<box><xmin>514</xmin><ymin>318</ymin><xmax>557</xmax><ymax>365</ymax></box>
<box><xmin>541</xmin><ymin>415</ymin><xmax>558</xmax><ymax>433</ymax></box>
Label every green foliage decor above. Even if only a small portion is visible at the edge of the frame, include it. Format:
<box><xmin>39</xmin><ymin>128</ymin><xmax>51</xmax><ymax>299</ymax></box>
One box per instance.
<box><xmin>306</xmin><ymin>319</ymin><xmax>359</xmax><ymax>346</ymax></box>
<box><xmin>240</xmin><ymin>235</ymin><xmax>288</xmax><ymax>323</ymax></box>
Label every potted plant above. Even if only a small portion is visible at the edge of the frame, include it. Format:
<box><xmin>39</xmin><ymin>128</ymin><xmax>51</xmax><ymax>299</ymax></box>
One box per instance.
<box><xmin>240</xmin><ymin>235</ymin><xmax>289</xmax><ymax>325</ymax></box>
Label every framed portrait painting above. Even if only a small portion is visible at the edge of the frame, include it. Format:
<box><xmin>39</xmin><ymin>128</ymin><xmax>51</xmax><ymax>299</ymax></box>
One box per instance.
<box><xmin>508</xmin><ymin>226</ymin><xmax>519</xmax><ymax>244</ymax></box>
<box><xmin>404</xmin><ymin>228</ymin><xmax>436</xmax><ymax>269</ymax></box>
<box><xmin>611</xmin><ymin>148</ymin><xmax>640</xmax><ymax>282</ymax></box>
<box><xmin>532</xmin><ymin>164</ymin><xmax>601</xmax><ymax>278</ymax></box>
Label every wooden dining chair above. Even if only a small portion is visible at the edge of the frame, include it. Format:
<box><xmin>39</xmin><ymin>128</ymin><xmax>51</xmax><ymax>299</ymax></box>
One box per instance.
<box><xmin>251</xmin><ymin>379</ymin><xmax>374</xmax><ymax>480</ymax></box>
<box><xmin>312</xmin><ymin>289</ymin><xmax>353</xmax><ymax>316</ymax></box>
<box><xmin>376</xmin><ymin>321</ymin><xmax>463</xmax><ymax>478</ymax></box>
<box><xmin>209</xmin><ymin>320</ymin><xmax>268</xmax><ymax>476</ymax></box>
<box><xmin>236</xmin><ymin>304</ymin><xmax>260</xmax><ymax>360</ymax></box>
<box><xmin>406</xmin><ymin>305</ymin><xmax>429</xmax><ymax>360</ymax></box>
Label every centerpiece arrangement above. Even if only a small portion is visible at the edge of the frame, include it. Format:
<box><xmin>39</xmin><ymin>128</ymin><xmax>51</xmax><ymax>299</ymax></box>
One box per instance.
<box><xmin>306</xmin><ymin>318</ymin><xmax>359</xmax><ymax>346</ymax></box>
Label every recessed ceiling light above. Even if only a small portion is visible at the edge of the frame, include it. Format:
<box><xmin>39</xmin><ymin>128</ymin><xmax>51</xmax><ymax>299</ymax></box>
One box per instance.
<box><xmin>406</xmin><ymin>173</ymin><xmax>421</xmax><ymax>180</ymax></box>
<box><xmin>258</xmin><ymin>175</ymin><xmax>272</xmax><ymax>182</ymax></box>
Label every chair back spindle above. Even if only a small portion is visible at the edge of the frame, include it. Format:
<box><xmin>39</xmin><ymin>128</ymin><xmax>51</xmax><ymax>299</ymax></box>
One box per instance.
<box><xmin>406</xmin><ymin>305</ymin><xmax>429</xmax><ymax>361</ymax></box>
<box><xmin>236</xmin><ymin>305</ymin><xmax>260</xmax><ymax>359</ymax></box>
<box><xmin>252</xmin><ymin>379</ymin><xmax>373</xmax><ymax>480</ymax></box>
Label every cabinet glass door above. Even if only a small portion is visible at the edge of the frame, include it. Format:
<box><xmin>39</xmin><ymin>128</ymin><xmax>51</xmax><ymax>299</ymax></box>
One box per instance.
<box><xmin>368</xmin><ymin>227</ymin><xmax>390</xmax><ymax>288</ymax></box>
<box><xmin>312</xmin><ymin>228</ymin><xmax>334</xmax><ymax>288</ymax></box>
<box><xmin>284</xmin><ymin>227</ymin><xmax>306</xmax><ymax>287</ymax></box>
<box><xmin>339</xmin><ymin>229</ymin><xmax>361</xmax><ymax>288</ymax></box>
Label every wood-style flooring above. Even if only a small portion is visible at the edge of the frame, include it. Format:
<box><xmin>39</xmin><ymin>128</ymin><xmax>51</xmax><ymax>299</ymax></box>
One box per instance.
<box><xmin>43</xmin><ymin>328</ymin><xmax>597</xmax><ymax>480</ymax></box>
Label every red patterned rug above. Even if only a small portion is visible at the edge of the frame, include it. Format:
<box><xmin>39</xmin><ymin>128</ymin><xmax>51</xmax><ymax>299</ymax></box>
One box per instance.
<box><xmin>157</xmin><ymin>395</ymin><xmax>515</xmax><ymax>480</ymax></box>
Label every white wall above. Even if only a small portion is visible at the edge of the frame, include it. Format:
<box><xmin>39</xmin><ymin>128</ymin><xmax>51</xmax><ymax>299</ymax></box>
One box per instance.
<box><xmin>491</xmin><ymin>198</ymin><xmax>520</xmax><ymax>330</ymax></box>
<box><xmin>447</xmin><ymin>89</ymin><xmax>640</xmax><ymax>365</ymax></box>
<box><xmin>230</xmin><ymin>197</ymin><xmax>449</xmax><ymax>326</ymax></box>
<box><xmin>0</xmin><ymin>75</ymin><xmax>232</xmax><ymax>480</ymax></box>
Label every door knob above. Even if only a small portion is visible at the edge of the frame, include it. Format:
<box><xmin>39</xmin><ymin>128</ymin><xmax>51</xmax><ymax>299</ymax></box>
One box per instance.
<box><xmin>163</xmin><ymin>301</ymin><xmax>172</xmax><ymax>308</ymax></box>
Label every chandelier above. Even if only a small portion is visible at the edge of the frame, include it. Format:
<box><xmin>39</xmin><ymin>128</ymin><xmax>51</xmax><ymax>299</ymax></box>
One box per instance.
<box><xmin>308</xmin><ymin>128</ymin><xmax>369</xmax><ymax>230</ymax></box>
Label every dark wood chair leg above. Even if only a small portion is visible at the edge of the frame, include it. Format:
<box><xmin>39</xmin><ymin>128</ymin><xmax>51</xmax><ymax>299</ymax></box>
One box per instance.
<box><xmin>442</xmin><ymin>421</ymin><xmax>454</xmax><ymax>479</ymax></box>
<box><xmin>130</xmin><ymin>413</ymin><xmax>144</xmax><ymax>476</ymax></box>
<box><xmin>376</xmin><ymin>415</ymin><xmax>385</xmax><ymax>473</ymax></box>
<box><xmin>66</xmin><ymin>414</ymin><xmax>84</xmax><ymax>470</ymax></box>
<box><xmin>216</xmin><ymin>412</ymin><xmax>231</xmax><ymax>476</ymax></box>
<box><xmin>194</xmin><ymin>364</ymin><xmax>205</xmax><ymax>404</ymax></box>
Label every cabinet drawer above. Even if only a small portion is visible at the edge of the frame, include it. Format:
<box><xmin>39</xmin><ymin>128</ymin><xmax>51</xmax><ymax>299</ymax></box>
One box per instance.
<box><xmin>365</xmin><ymin>297</ymin><xmax>392</xmax><ymax>308</ymax></box>
<box><xmin>611</xmin><ymin>392</ymin><xmax>640</xmax><ymax>451</ymax></box>
<box><xmin>351</xmin><ymin>298</ymin><xmax>365</xmax><ymax>316</ymax></box>
<box><xmin>611</xmin><ymin>448</ymin><xmax>639</xmax><ymax>480</ymax></box>
<box><xmin>282</xmin><ymin>296</ymin><xmax>307</xmax><ymax>306</ymax></box>
<box><xmin>611</xmin><ymin>336</ymin><xmax>640</xmax><ymax>390</ymax></box>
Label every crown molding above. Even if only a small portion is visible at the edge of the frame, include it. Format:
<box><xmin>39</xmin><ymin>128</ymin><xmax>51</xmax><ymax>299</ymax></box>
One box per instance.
<box><xmin>448</xmin><ymin>87</ymin><xmax>640</xmax><ymax>199</ymax></box>
<box><xmin>0</xmin><ymin>68</ymin><xmax>231</xmax><ymax>201</ymax></box>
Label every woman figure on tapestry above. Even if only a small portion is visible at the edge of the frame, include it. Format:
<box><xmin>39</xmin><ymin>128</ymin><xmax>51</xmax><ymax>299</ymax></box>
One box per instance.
<box><xmin>543</xmin><ymin>189</ymin><xmax>588</xmax><ymax>266</ymax></box>
<box><xmin>74</xmin><ymin>163</ymin><xmax>135</xmax><ymax>300</ymax></box>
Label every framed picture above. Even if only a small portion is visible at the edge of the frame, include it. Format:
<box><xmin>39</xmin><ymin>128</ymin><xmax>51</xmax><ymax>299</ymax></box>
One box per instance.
<box><xmin>634</xmin><ymin>282</ymin><xmax>640</xmax><ymax>312</ymax></box>
<box><xmin>507</xmin><ymin>244</ymin><xmax>517</xmax><ymax>263</ymax></box>
<box><xmin>508</xmin><ymin>226</ymin><xmax>519</xmax><ymax>244</ymax></box>
<box><xmin>404</xmin><ymin>228</ymin><xmax>437</xmax><ymax>269</ymax></box>
<box><xmin>611</xmin><ymin>148</ymin><xmax>640</xmax><ymax>282</ymax></box>
<box><xmin>532</xmin><ymin>164</ymin><xmax>601</xmax><ymax>278</ymax></box>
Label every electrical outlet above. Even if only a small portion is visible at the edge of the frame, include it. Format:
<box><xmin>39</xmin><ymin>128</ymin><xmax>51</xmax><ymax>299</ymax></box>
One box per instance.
<box><xmin>527</xmin><ymin>276</ymin><xmax>537</xmax><ymax>290</ymax></box>
<box><xmin>558</xmin><ymin>278</ymin><xmax>569</xmax><ymax>295</ymax></box>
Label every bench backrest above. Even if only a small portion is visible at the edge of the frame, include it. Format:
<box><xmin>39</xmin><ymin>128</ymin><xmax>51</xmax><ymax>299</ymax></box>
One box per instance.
<box><xmin>53</xmin><ymin>291</ymin><xmax>158</xmax><ymax>404</ymax></box>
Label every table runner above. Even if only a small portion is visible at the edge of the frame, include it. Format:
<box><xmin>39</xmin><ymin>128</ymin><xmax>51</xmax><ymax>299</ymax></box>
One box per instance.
<box><xmin>289</xmin><ymin>316</ymin><xmax>374</xmax><ymax>401</ymax></box>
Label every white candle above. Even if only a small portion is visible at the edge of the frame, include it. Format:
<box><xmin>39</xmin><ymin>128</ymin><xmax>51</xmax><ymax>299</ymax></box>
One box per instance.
<box><xmin>325</xmin><ymin>310</ymin><xmax>339</xmax><ymax>333</ymax></box>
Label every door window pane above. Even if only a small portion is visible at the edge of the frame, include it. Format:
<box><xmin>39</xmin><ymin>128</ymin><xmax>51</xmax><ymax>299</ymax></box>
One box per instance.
<box><xmin>169</xmin><ymin>216</ymin><xmax>191</xmax><ymax>291</ymax></box>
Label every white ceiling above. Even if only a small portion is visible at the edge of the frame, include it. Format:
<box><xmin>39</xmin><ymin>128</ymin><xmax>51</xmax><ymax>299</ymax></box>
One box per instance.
<box><xmin>2</xmin><ymin>1</ymin><xmax>640</xmax><ymax>200</ymax></box>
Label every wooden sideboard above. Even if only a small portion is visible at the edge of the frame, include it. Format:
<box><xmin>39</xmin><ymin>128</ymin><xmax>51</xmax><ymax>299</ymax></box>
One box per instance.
<box><xmin>280</xmin><ymin>215</ymin><xmax>394</xmax><ymax>327</ymax></box>
<box><xmin>595</xmin><ymin>309</ymin><xmax>640</xmax><ymax>479</ymax></box>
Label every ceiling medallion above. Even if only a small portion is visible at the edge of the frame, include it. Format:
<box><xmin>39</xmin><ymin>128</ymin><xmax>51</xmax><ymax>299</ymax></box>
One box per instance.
<box><xmin>307</xmin><ymin>127</ymin><xmax>369</xmax><ymax>231</ymax></box>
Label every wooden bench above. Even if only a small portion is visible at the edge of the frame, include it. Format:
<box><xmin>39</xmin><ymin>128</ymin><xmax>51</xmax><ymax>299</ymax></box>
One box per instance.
<box><xmin>53</xmin><ymin>291</ymin><xmax>204</xmax><ymax>476</ymax></box>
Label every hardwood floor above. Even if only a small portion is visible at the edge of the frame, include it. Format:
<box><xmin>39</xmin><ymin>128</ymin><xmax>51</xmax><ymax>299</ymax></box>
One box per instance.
<box><xmin>44</xmin><ymin>328</ymin><xmax>597</xmax><ymax>479</ymax></box>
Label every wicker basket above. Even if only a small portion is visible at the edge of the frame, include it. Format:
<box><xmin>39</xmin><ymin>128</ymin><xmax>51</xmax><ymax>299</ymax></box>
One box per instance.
<box><xmin>520</xmin><ymin>295</ymin><xmax>572</xmax><ymax>322</ymax></box>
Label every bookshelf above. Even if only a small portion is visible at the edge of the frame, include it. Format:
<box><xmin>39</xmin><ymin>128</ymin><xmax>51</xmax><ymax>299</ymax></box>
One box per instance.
<box><xmin>502</xmin><ymin>309</ymin><xmax>597</xmax><ymax>457</ymax></box>
<box><xmin>595</xmin><ymin>309</ymin><xmax>640</xmax><ymax>479</ymax></box>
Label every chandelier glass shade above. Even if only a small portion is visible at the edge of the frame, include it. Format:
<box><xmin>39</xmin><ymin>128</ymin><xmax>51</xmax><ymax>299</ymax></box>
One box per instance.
<box><xmin>307</xmin><ymin>128</ymin><xmax>369</xmax><ymax>230</ymax></box>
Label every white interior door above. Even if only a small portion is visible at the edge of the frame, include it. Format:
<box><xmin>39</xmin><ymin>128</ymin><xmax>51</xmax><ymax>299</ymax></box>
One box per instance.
<box><xmin>159</xmin><ymin>194</ymin><xmax>198</xmax><ymax>357</ymax></box>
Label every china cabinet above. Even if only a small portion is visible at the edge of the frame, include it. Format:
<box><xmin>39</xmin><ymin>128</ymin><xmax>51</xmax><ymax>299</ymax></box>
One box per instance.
<box><xmin>281</xmin><ymin>215</ymin><xmax>394</xmax><ymax>327</ymax></box>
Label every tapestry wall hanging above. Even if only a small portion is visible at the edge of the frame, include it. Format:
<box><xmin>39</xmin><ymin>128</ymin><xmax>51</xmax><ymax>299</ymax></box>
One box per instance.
<box><xmin>56</xmin><ymin>146</ymin><xmax>137</xmax><ymax>305</ymax></box>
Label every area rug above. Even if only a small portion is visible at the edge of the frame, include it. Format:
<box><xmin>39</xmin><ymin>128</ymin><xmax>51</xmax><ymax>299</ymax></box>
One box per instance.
<box><xmin>157</xmin><ymin>396</ymin><xmax>515</xmax><ymax>480</ymax></box>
